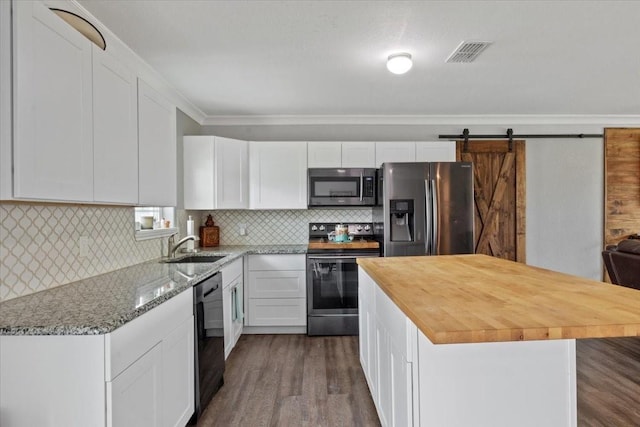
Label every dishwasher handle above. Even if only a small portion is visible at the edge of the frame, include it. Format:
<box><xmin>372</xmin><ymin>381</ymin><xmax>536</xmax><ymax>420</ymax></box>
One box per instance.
<box><xmin>203</xmin><ymin>283</ymin><xmax>219</xmax><ymax>299</ymax></box>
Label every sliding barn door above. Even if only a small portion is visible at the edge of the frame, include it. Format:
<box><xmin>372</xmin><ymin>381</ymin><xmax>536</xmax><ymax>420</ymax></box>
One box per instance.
<box><xmin>456</xmin><ymin>140</ymin><xmax>526</xmax><ymax>262</ymax></box>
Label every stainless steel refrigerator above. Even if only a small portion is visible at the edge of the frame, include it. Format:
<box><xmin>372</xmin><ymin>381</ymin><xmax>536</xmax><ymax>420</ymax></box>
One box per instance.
<box><xmin>374</xmin><ymin>162</ymin><xmax>475</xmax><ymax>256</ymax></box>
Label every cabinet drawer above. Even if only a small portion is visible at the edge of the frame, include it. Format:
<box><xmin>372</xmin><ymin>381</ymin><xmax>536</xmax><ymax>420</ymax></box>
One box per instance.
<box><xmin>105</xmin><ymin>289</ymin><xmax>192</xmax><ymax>381</ymax></box>
<box><xmin>221</xmin><ymin>257</ymin><xmax>243</xmax><ymax>288</ymax></box>
<box><xmin>248</xmin><ymin>298</ymin><xmax>306</xmax><ymax>326</ymax></box>
<box><xmin>248</xmin><ymin>254</ymin><xmax>305</xmax><ymax>271</ymax></box>
<box><xmin>248</xmin><ymin>270</ymin><xmax>306</xmax><ymax>298</ymax></box>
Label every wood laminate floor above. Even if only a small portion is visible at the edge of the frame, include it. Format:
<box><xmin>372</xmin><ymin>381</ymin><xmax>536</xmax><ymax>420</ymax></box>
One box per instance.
<box><xmin>577</xmin><ymin>337</ymin><xmax>640</xmax><ymax>426</ymax></box>
<box><xmin>198</xmin><ymin>334</ymin><xmax>640</xmax><ymax>427</ymax></box>
<box><xmin>198</xmin><ymin>334</ymin><xmax>380</xmax><ymax>427</ymax></box>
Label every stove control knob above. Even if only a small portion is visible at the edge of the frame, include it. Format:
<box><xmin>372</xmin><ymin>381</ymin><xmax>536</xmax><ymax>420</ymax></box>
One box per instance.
<box><xmin>364</xmin><ymin>225</ymin><xmax>371</xmax><ymax>231</ymax></box>
<box><xmin>356</xmin><ymin>225</ymin><xmax>363</xmax><ymax>231</ymax></box>
<box><xmin>319</xmin><ymin>225</ymin><xmax>325</xmax><ymax>231</ymax></box>
<box><xmin>311</xmin><ymin>225</ymin><xmax>318</xmax><ymax>231</ymax></box>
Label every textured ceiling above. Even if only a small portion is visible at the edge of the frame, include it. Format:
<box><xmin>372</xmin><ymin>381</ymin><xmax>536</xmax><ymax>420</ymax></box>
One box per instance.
<box><xmin>76</xmin><ymin>0</ymin><xmax>640</xmax><ymax>120</ymax></box>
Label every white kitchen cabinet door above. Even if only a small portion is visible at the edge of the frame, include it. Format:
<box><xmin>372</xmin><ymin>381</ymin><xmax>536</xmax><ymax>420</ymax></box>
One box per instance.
<box><xmin>183</xmin><ymin>136</ymin><xmax>215</xmax><ymax>209</ymax></box>
<box><xmin>161</xmin><ymin>315</ymin><xmax>194</xmax><ymax>427</ymax></box>
<box><xmin>232</xmin><ymin>283</ymin><xmax>244</xmax><ymax>342</ymax></box>
<box><xmin>1</xmin><ymin>0</ymin><xmax>12</xmax><ymax>200</ymax></box>
<box><xmin>247</xmin><ymin>298</ymin><xmax>306</xmax><ymax>326</ymax></box>
<box><xmin>223</xmin><ymin>279</ymin><xmax>244</xmax><ymax>358</ymax></box>
<box><xmin>93</xmin><ymin>46</ymin><xmax>138</xmax><ymax>204</ymax></box>
<box><xmin>138</xmin><ymin>78</ymin><xmax>177</xmax><ymax>206</ymax></box>
<box><xmin>223</xmin><ymin>283</ymin><xmax>234</xmax><ymax>358</ymax></box>
<box><xmin>415</xmin><ymin>141</ymin><xmax>456</xmax><ymax>162</ymax></box>
<box><xmin>248</xmin><ymin>270</ymin><xmax>306</xmax><ymax>299</ymax></box>
<box><xmin>360</xmin><ymin>268</ymin><xmax>414</xmax><ymax>427</ymax></box>
<box><xmin>375</xmin><ymin>142</ymin><xmax>416</xmax><ymax>167</ymax></box>
<box><xmin>13</xmin><ymin>0</ymin><xmax>93</xmax><ymax>201</ymax></box>
<box><xmin>249</xmin><ymin>141</ymin><xmax>307</xmax><ymax>209</ymax></box>
<box><xmin>107</xmin><ymin>343</ymin><xmax>162</xmax><ymax>427</ymax></box>
<box><xmin>215</xmin><ymin>137</ymin><xmax>249</xmax><ymax>209</ymax></box>
<box><xmin>308</xmin><ymin>141</ymin><xmax>341</xmax><ymax>167</ymax></box>
<box><xmin>342</xmin><ymin>142</ymin><xmax>376</xmax><ymax>168</ymax></box>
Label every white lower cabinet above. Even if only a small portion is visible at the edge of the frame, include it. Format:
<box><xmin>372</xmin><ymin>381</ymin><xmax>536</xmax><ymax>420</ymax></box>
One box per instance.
<box><xmin>222</xmin><ymin>258</ymin><xmax>244</xmax><ymax>358</ymax></box>
<box><xmin>359</xmin><ymin>268</ymin><xmax>418</xmax><ymax>427</ymax></box>
<box><xmin>108</xmin><ymin>343</ymin><xmax>162</xmax><ymax>427</ymax></box>
<box><xmin>245</xmin><ymin>254</ymin><xmax>306</xmax><ymax>328</ymax></box>
<box><xmin>161</xmin><ymin>315</ymin><xmax>195</xmax><ymax>427</ymax></box>
<box><xmin>0</xmin><ymin>289</ymin><xmax>194</xmax><ymax>427</ymax></box>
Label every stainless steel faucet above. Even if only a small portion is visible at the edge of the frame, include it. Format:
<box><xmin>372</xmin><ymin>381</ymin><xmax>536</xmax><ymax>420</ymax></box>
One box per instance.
<box><xmin>167</xmin><ymin>234</ymin><xmax>197</xmax><ymax>258</ymax></box>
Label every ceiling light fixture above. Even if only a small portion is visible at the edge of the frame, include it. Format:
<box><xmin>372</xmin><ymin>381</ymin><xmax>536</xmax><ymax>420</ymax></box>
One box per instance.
<box><xmin>387</xmin><ymin>53</ymin><xmax>412</xmax><ymax>75</ymax></box>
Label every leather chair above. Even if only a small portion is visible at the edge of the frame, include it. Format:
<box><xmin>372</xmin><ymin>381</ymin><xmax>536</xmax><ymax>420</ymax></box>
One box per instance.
<box><xmin>602</xmin><ymin>239</ymin><xmax>640</xmax><ymax>290</ymax></box>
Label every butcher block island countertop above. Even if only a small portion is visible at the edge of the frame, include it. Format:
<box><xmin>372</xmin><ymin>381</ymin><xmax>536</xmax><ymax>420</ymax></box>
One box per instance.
<box><xmin>357</xmin><ymin>254</ymin><xmax>640</xmax><ymax>345</ymax></box>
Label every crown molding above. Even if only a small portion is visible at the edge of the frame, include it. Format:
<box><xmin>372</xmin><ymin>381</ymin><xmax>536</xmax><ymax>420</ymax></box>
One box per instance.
<box><xmin>201</xmin><ymin>114</ymin><xmax>640</xmax><ymax>127</ymax></box>
<box><xmin>64</xmin><ymin>0</ymin><xmax>207</xmax><ymax>123</ymax></box>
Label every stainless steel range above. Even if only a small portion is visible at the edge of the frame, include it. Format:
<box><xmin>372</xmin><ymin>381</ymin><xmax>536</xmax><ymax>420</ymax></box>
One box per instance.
<box><xmin>306</xmin><ymin>222</ymin><xmax>380</xmax><ymax>336</ymax></box>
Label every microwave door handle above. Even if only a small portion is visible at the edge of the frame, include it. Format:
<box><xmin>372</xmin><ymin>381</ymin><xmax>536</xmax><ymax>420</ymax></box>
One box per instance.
<box><xmin>360</xmin><ymin>173</ymin><xmax>364</xmax><ymax>201</ymax></box>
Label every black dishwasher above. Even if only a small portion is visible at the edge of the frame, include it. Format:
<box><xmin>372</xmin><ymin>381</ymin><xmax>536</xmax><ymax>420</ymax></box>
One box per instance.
<box><xmin>192</xmin><ymin>273</ymin><xmax>224</xmax><ymax>423</ymax></box>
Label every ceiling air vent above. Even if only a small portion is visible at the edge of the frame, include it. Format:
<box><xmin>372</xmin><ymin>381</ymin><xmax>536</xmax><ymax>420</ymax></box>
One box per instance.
<box><xmin>446</xmin><ymin>41</ymin><xmax>492</xmax><ymax>63</ymax></box>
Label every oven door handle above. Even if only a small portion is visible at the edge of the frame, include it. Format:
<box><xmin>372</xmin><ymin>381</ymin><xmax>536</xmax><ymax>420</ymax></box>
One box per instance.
<box><xmin>307</xmin><ymin>254</ymin><xmax>379</xmax><ymax>260</ymax></box>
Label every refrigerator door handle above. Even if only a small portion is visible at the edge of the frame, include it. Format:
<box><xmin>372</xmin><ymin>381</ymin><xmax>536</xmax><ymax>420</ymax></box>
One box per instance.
<box><xmin>359</xmin><ymin>173</ymin><xmax>364</xmax><ymax>201</ymax></box>
<box><xmin>425</xmin><ymin>179</ymin><xmax>432</xmax><ymax>255</ymax></box>
<box><xmin>431</xmin><ymin>178</ymin><xmax>438</xmax><ymax>255</ymax></box>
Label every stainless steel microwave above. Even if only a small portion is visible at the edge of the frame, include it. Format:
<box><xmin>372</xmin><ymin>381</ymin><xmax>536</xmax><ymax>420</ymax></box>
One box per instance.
<box><xmin>308</xmin><ymin>168</ymin><xmax>377</xmax><ymax>207</ymax></box>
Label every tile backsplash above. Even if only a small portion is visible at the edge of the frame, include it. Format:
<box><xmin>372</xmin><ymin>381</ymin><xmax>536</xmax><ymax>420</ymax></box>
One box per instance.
<box><xmin>192</xmin><ymin>208</ymin><xmax>373</xmax><ymax>245</ymax></box>
<box><xmin>0</xmin><ymin>203</ymin><xmax>162</xmax><ymax>302</ymax></box>
<box><xmin>1</xmin><ymin>203</ymin><xmax>372</xmax><ymax>301</ymax></box>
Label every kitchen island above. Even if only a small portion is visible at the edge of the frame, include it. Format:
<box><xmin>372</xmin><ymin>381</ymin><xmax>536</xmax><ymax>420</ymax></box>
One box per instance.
<box><xmin>357</xmin><ymin>255</ymin><xmax>640</xmax><ymax>427</ymax></box>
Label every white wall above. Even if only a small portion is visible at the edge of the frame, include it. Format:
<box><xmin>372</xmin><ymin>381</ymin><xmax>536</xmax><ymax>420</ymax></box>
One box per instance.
<box><xmin>526</xmin><ymin>139</ymin><xmax>603</xmax><ymax>279</ymax></box>
<box><xmin>203</xmin><ymin>123</ymin><xmax>610</xmax><ymax>279</ymax></box>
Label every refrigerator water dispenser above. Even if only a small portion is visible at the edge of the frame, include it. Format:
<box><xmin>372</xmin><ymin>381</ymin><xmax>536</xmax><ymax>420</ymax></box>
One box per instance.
<box><xmin>390</xmin><ymin>199</ymin><xmax>414</xmax><ymax>242</ymax></box>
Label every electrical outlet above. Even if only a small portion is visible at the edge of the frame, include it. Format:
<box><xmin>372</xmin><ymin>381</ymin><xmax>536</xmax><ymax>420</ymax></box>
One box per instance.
<box><xmin>238</xmin><ymin>224</ymin><xmax>247</xmax><ymax>236</ymax></box>
<box><xmin>79</xmin><ymin>236</ymin><xmax>89</xmax><ymax>257</ymax></box>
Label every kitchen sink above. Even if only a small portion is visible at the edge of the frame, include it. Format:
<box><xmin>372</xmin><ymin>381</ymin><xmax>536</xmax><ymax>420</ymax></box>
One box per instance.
<box><xmin>163</xmin><ymin>255</ymin><xmax>226</xmax><ymax>264</ymax></box>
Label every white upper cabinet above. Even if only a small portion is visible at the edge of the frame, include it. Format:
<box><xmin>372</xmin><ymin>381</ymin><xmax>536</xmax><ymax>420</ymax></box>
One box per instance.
<box><xmin>415</xmin><ymin>141</ymin><xmax>456</xmax><ymax>162</ymax></box>
<box><xmin>93</xmin><ymin>46</ymin><xmax>138</xmax><ymax>204</ymax></box>
<box><xmin>183</xmin><ymin>136</ymin><xmax>215</xmax><ymax>209</ymax></box>
<box><xmin>215</xmin><ymin>137</ymin><xmax>249</xmax><ymax>209</ymax></box>
<box><xmin>138</xmin><ymin>78</ymin><xmax>177</xmax><ymax>206</ymax></box>
<box><xmin>307</xmin><ymin>141</ymin><xmax>375</xmax><ymax>168</ymax></box>
<box><xmin>341</xmin><ymin>142</ymin><xmax>376</xmax><ymax>168</ymax></box>
<box><xmin>375</xmin><ymin>142</ymin><xmax>416</xmax><ymax>166</ymax></box>
<box><xmin>13</xmin><ymin>0</ymin><xmax>93</xmax><ymax>201</ymax></box>
<box><xmin>183</xmin><ymin>136</ymin><xmax>249</xmax><ymax>210</ymax></box>
<box><xmin>307</xmin><ymin>141</ymin><xmax>341</xmax><ymax>167</ymax></box>
<box><xmin>250</xmin><ymin>141</ymin><xmax>307</xmax><ymax>209</ymax></box>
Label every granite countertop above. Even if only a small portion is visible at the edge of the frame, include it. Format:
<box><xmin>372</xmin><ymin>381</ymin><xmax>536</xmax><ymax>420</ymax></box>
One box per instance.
<box><xmin>0</xmin><ymin>245</ymin><xmax>307</xmax><ymax>336</ymax></box>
